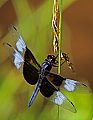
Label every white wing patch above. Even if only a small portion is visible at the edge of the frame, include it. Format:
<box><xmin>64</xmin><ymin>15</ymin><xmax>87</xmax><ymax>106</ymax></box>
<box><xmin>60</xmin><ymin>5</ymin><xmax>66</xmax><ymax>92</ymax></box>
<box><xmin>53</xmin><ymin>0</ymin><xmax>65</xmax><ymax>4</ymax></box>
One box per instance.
<box><xmin>16</xmin><ymin>35</ymin><xmax>26</xmax><ymax>53</ymax></box>
<box><xmin>51</xmin><ymin>91</ymin><xmax>65</xmax><ymax>105</ymax></box>
<box><xmin>13</xmin><ymin>49</ymin><xmax>24</xmax><ymax>69</ymax></box>
<box><xmin>64</xmin><ymin>79</ymin><xmax>80</xmax><ymax>92</ymax></box>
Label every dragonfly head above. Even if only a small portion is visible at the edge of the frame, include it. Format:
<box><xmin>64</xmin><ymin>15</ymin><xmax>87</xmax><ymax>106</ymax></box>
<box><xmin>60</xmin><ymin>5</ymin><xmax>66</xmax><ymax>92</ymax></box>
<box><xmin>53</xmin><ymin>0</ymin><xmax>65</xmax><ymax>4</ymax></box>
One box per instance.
<box><xmin>45</xmin><ymin>55</ymin><xmax>58</xmax><ymax>64</ymax></box>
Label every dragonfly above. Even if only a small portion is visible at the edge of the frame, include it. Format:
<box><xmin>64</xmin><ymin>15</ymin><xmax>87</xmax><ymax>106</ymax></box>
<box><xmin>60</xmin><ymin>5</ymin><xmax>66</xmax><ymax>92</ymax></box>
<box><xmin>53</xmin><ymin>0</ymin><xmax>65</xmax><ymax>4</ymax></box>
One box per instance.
<box><xmin>4</xmin><ymin>26</ymin><xmax>88</xmax><ymax>113</ymax></box>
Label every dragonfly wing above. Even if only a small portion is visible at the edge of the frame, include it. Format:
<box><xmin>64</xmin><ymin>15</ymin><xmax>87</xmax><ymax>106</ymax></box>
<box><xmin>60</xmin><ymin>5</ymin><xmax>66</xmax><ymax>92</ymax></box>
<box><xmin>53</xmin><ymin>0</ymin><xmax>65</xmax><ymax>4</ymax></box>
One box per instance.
<box><xmin>5</xmin><ymin>26</ymin><xmax>41</xmax><ymax>85</ymax></box>
<box><xmin>40</xmin><ymin>77</ymin><xmax>76</xmax><ymax>113</ymax></box>
<box><xmin>13</xmin><ymin>47</ymin><xmax>39</xmax><ymax>85</ymax></box>
<box><xmin>13</xmin><ymin>29</ymin><xmax>40</xmax><ymax>84</ymax></box>
<box><xmin>4</xmin><ymin>43</ymin><xmax>39</xmax><ymax>85</ymax></box>
<box><xmin>10</xmin><ymin>25</ymin><xmax>41</xmax><ymax>69</ymax></box>
<box><xmin>49</xmin><ymin>91</ymin><xmax>77</xmax><ymax>113</ymax></box>
<box><xmin>46</xmin><ymin>71</ymin><xmax>89</xmax><ymax>92</ymax></box>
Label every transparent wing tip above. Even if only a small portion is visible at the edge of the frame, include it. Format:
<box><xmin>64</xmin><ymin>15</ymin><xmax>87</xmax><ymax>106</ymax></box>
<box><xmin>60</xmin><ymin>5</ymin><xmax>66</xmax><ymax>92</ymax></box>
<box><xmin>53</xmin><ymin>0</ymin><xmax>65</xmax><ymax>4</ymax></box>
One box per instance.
<box><xmin>3</xmin><ymin>42</ymin><xmax>12</xmax><ymax>48</ymax></box>
<box><xmin>63</xmin><ymin>79</ymin><xmax>90</xmax><ymax>93</ymax></box>
<box><xmin>69</xmin><ymin>101</ymin><xmax>77</xmax><ymax>113</ymax></box>
<box><xmin>50</xmin><ymin>91</ymin><xmax>77</xmax><ymax>113</ymax></box>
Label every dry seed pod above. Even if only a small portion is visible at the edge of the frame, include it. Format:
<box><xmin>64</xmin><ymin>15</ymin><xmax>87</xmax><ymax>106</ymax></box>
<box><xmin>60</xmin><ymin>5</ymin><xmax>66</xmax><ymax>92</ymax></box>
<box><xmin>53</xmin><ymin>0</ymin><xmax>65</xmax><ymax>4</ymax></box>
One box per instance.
<box><xmin>52</xmin><ymin>0</ymin><xmax>60</xmax><ymax>52</ymax></box>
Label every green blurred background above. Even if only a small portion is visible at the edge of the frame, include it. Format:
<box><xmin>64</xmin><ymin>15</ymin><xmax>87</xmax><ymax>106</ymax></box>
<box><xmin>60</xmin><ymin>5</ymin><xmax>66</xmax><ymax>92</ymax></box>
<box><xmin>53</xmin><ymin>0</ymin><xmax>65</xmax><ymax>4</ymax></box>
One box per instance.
<box><xmin>0</xmin><ymin>0</ymin><xmax>93</xmax><ymax>120</ymax></box>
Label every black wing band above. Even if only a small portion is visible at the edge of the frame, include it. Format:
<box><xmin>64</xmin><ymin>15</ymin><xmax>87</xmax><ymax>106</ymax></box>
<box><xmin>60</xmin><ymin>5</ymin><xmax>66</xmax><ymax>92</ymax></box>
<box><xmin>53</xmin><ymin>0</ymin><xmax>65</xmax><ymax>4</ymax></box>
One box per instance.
<box><xmin>23</xmin><ymin>62</ymin><xmax>39</xmax><ymax>85</ymax></box>
<box><xmin>45</xmin><ymin>71</ymin><xmax>66</xmax><ymax>87</ymax></box>
<box><xmin>24</xmin><ymin>47</ymin><xmax>41</xmax><ymax>69</ymax></box>
<box><xmin>40</xmin><ymin>77</ymin><xmax>57</xmax><ymax>97</ymax></box>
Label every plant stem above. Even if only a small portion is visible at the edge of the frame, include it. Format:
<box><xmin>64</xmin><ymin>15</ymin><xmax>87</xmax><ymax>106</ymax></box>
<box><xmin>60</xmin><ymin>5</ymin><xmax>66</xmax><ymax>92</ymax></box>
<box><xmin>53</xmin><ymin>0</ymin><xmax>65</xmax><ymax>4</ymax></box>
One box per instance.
<box><xmin>58</xmin><ymin>0</ymin><xmax>62</xmax><ymax>120</ymax></box>
<box><xmin>58</xmin><ymin>0</ymin><xmax>62</xmax><ymax>75</ymax></box>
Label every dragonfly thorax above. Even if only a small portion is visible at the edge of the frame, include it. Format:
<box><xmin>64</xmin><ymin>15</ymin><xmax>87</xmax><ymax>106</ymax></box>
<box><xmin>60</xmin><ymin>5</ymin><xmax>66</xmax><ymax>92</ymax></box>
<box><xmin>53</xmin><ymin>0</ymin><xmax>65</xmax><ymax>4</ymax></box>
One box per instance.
<box><xmin>41</xmin><ymin>61</ymin><xmax>52</xmax><ymax>72</ymax></box>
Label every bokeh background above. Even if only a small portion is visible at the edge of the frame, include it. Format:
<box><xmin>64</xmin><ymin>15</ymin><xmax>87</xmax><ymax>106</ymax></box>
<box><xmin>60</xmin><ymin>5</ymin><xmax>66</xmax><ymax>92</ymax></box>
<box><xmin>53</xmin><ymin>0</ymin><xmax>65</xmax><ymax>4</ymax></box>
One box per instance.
<box><xmin>0</xmin><ymin>0</ymin><xmax>93</xmax><ymax>120</ymax></box>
